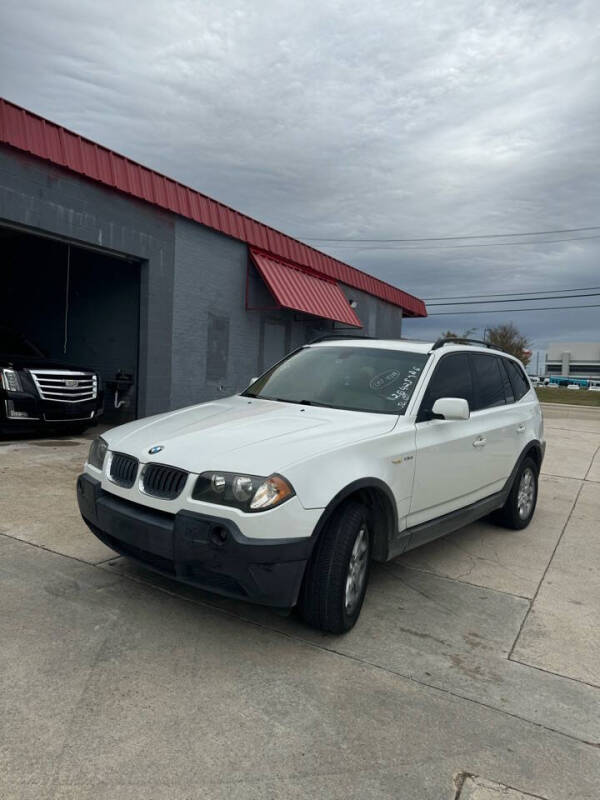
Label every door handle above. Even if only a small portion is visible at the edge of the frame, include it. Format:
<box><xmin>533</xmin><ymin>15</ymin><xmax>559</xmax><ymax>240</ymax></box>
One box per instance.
<box><xmin>517</xmin><ymin>424</ymin><xmax>526</xmax><ymax>433</ymax></box>
<box><xmin>473</xmin><ymin>437</ymin><xmax>487</xmax><ymax>447</ymax></box>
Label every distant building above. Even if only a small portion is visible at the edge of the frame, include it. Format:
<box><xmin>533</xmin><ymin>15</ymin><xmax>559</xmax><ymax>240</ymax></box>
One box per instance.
<box><xmin>545</xmin><ymin>343</ymin><xmax>600</xmax><ymax>378</ymax></box>
<box><xmin>527</xmin><ymin>350</ymin><xmax>547</xmax><ymax>376</ymax></box>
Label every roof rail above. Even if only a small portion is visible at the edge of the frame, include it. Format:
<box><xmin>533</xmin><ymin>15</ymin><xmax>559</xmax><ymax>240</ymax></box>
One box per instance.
<box><xmin>309</xmin><ymin>334</ymin><xmax>374</xmax><ymax>344</ymax></box>
<box><xmin>396</xmin><ymin>336</ymin><xmax>436</xmax><ymax>344</ymax></box>
<box><xmin>431</xmin><ymin>336</ymin><xmax>504</xmax><ymax>352</ymax></box>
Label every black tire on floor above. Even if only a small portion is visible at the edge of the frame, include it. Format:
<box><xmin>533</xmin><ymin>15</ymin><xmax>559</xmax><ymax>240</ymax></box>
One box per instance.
<box><xmin>493</xmin><ymin>457</ymin><xmax>538</xmax><ymax>530</ymax></box>
<box><xmin>298</xmin><ymin>500</ymin><xmax>372</xmax><ymax>634</ymax></box>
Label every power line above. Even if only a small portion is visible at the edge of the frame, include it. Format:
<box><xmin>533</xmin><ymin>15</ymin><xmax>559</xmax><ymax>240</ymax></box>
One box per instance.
<box><xmin>423</xmin><ymin>285</ymin><xmax>600</xmax><ymax>301</ymax></box>
<box><xmin>428</xmin><ymin>292</ymin><xmax>600</xmax><ymax>307</ymax></box>
<box><xmin>428</xmin><ymin>303</ymin><xmax>600</xmax><ymax>316</ymax></box>
<box><xmin>304</xmin><ymin>225</ymin><xmax>600</xmax><ymax>243</ymax></box>
<box><xmin>319</xmin><ymin>234</ymin><xmax>600</xmax><ymax>251</ymax></box>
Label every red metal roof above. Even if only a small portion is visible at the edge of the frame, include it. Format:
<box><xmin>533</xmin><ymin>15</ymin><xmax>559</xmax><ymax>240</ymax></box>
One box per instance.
<box><xmin>250</xmin><ymin>250</ymin><xmax>362</xmax><ymax>327</ymax></box>
<box><xmin>0</xmin><ymin>98</ymin><xmax>427</xmax><ymax>317</ymax></box>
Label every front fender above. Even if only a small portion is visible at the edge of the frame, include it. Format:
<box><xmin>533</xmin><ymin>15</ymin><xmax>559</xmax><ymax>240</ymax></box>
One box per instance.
<box><xmin>284</xmin><ymin>424</ymin><xmax>417</xmax><ymax>514</ymax></box>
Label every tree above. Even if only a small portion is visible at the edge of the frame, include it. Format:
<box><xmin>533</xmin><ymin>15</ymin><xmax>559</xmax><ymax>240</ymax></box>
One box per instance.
<box><xmin>486</xmin><ymin>323</ymin><xmax>531</xmax><ymax>365</ymax></box>
<box><xmin>439</xmin><ymin>328</ymin><xmax>477</xmax><ymax>340</ymax></box>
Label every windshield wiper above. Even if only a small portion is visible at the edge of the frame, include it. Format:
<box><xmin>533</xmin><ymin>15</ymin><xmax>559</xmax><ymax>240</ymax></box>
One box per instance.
<box><xmin>250</xmin><ymin>396</ymin><xmax>328</xmax><ymax>407</ymax></box>
<box><xmin>284</xmin><ymin>398</ymin><xmax>335</xmax><ymax>408</ymax></box>
<box><xmin>273</xmin><ymin>397</ymin><xmax>314</xmax><ymax>405</ymax></box>
<box><xmin>243</xmin><ymin>394</ymin><xmax>340</xmax><ymax>409</ymax></box>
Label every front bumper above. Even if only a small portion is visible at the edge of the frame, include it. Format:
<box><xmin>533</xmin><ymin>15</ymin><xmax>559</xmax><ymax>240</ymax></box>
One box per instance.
<box><xmin>77</xmin><ymin>473</ymin><xmax>315</xmax><ymax>608</ymax></box>
<box><xmin>1</xmin><ymin>389</ymin><xmax>103</xmax><ymax>424</ymax></box>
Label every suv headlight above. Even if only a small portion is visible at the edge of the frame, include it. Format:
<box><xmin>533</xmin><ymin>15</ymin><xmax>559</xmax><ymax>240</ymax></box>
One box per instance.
<box><xmin>192</xmin><ymin>471</ymin><xmax>294</xmax><ymax>512</ymax></box>
<box><xmin>1</xmin><ymin>369</ymin><xmax>23</xmax><ymax>393</ymax></box>
<box><xmin>88</xmin><ymin>437</ymin><xmax>108</xmax><ymax>470</ymax></box>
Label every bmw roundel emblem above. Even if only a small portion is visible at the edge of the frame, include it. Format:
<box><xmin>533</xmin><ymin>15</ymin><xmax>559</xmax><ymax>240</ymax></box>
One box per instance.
<box><xmin>148</xmin><ymin>445</ymin><xmax>164</xmax><ymax>455</ymax></box>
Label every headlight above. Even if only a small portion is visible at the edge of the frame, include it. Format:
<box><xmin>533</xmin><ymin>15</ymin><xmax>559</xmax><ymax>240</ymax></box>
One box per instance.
<box><xmin>192</xmin><ymin>471</ymin><xmax>294</xmax><ymax>512</ymax></box>
<box><xmin>1</xmin><ymin>368</ymin><xmax>23</xmax><ymax>393</ymax></box>
<box><xmin>88</xmin><ymin>437</ymin><xmax>108</xmax><ymax>470</ymax></box>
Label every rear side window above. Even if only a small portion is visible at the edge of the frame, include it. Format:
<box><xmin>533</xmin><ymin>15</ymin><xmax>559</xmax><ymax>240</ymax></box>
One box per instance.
<box><xmin>504</xmin><ymin>358</ymin><xmax>530</xmax><ymax>400</ymax></box>
<box><xmin>419</xmin><ymin>353</ymin><xmax>474</xmax><ymax>419</ymax></box>
<box><xmin>498</xmin><ymin>358</ymin><xmax>515</xmax><ymax>404</ymax></box>
<box><xmin>470</xmin><ymin>353</ymin><xmax>506</xmax><ymax>411</ymax></box>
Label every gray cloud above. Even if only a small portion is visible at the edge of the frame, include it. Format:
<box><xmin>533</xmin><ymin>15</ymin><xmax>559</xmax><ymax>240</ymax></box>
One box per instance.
<box><xmin>1</xmin><ymin>0</ymin><xmax>599</xmax><ymax>347</ymax></box>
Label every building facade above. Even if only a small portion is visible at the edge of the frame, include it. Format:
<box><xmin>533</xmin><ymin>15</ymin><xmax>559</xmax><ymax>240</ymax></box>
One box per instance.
<box><xmin>0</xmin><ymin>99</ymin><xmax>426</xmax><ymax>422</ymax></box>
<box><xmin>545</xmin><ymin>343</ymin><xmax>600</xmax><ymax>379</ymax></box>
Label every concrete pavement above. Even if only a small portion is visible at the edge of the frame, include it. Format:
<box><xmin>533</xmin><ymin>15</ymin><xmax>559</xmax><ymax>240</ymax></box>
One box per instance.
<box><xmin>1</xmin><ymin>409</ymin><xmax>599</xmax><ymax>799</ymax></box>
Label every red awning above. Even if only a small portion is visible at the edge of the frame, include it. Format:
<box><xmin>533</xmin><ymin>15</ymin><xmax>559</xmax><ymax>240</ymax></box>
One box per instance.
<box><xmin>250</xmin><ymin>250</ymin><xmax>362</xmax><ymax>328</ymax></box>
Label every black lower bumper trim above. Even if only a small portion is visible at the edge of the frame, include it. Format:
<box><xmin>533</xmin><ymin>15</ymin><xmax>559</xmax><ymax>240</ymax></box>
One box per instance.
<box><xmin>77</xmin><ymin>473</ymin><xmax>313</xmax><ymax>608</ymax></box>
<box><xmin>1</xmin><ymin>390</ymin><xmax>101</xmax><ymax>426</ymax></box>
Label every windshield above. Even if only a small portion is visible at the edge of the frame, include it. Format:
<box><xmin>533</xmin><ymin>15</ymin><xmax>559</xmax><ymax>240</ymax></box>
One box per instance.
<box><xmin>243</xmin><ymin>346</ymin><xmax>429</xmax><ymax>414</ymax></box>
<box><xmin>0</xmin><ymin>328</ymin><xmax>44</xmax><ymax>358</ymax></box>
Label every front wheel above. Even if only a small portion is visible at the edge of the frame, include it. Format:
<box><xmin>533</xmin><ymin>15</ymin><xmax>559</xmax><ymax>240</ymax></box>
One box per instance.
<box><xmin>493</xmin><ymin>457</ymin><xmax>538</xmax><ymax>530</ymax></box>
<box><xmin>298</xmin><ymin>501</ymin><xmax>371</xmax><ymax>634</ymax></box>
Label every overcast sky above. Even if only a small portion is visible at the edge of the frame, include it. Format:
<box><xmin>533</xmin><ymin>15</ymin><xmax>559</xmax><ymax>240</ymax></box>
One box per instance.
<box><xmin>1</xmin><ymin>0</ymin><xmax>599</xmax><ymax>348</ymax></box>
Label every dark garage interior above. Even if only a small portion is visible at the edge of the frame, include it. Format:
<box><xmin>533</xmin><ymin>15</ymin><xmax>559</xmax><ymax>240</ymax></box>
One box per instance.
<box><xmin>2</xmin><ymin>225</ymin><xmax>140</xmax><ymax>424</ymax></box>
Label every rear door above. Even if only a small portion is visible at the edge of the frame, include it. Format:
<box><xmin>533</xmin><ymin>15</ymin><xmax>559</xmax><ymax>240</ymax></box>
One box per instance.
<box><xmin>467</xmin><ymin>353</ymin><xmax>521</xmax><ymax>490</ymax></box>
<box><xmin>503</xmin><ymin>356</ymin><xmax>541</xmax><ymax>454</ymax></box>
<box><xmin>409</xmin><ymin>352</ymin><xmax>490</xmax><ymax>527</ymax></box>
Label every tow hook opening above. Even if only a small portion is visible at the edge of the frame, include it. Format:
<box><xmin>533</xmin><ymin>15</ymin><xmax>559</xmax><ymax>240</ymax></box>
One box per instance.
<box><xmin>210</xmin><ymin>525</ymin><xmax>228</xmax><ymax>546</ymax></box>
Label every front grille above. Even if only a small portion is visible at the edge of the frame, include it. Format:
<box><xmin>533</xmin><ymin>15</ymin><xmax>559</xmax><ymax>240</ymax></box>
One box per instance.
<box><xmin>141</xmin><ymin>464</ymin><xmax>188</xmax><ymax>499</ymax></box>
<box><xmin>109</xmin><ymin>453</ymin><xmax>139</xmax><ymax>488</ymax></box>
<box><xmin>30</xmin><ymin>370</ymin><xmax>97</xmax><ymax>403</ymax></box>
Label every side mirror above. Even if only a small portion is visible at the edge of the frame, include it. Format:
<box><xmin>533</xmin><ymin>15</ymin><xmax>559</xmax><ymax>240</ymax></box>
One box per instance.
<box><xmin>249</xmin><ymin>376</ymin><xmax>258</xmax><ymax>385</ymax></box>
<box><xmin>432</xmin><ymin>397</ymin><xmax>470</xmax><ymax>421</ymax></box>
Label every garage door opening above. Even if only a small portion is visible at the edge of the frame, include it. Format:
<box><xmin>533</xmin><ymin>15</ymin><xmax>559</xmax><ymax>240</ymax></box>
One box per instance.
<box><xmin>2</xmin><ymin>225</ymin><xmax>140</xmax><ymax>426</ymax></box>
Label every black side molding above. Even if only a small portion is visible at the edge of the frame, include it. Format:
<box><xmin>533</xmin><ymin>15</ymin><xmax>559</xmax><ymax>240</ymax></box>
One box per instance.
<box><xmin>386</xmin><ymin>439</ymin><xmax>545</xmax><ymax>560</ymax></box>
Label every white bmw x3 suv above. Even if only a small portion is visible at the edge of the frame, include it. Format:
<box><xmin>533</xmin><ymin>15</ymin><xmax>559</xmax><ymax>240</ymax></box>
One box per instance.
<box><xmin>78</xmin><ymin>336</ymin><xmax>544</xmax><ymax>633</ymax></box>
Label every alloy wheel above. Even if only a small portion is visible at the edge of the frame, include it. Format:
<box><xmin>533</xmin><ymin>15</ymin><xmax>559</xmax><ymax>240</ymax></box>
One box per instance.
<box><xmin>517</xmin><ymin>467</ymin><xmax>535</xmax><ymax>520</ymax></box>
<box><xmin>345</xmin><ymin>525</ymin><xmax>369</xmax><ymax>613</ymax></box>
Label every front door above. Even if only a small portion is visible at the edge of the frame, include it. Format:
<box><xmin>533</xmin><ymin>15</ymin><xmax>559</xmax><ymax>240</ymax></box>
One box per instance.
<box><xmin>409</xmin><ymin>352</ymin><xmax>488</xmax><ymax>528</ymax></box>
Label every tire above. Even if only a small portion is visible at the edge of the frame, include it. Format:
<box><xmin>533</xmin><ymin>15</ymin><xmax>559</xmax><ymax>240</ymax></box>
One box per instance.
<box><xmin>493</xmin><ymin>457</ymin><xmax>538</xmax><ymax>530</ymax></box>
<box><xmin>298</xmin><ymin>500</ymin><xmax>371</xmax><ymax>634</ymax></box>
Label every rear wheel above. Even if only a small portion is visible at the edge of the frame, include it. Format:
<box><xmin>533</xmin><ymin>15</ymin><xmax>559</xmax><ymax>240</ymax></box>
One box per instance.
<box><xmin>493</xmin><ymin>457</ymin><xmax>538</xmax><ymax>530</ymax></box>
<box><xmin>298</xmin><ymin>501</ymin><xmax>371</xmax><ymax>634</ymax></box>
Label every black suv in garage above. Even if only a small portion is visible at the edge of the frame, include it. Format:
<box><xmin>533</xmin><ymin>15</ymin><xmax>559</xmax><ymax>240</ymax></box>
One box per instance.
<box><xmin>0</xmin><ymin>327</ymin><xmax>104</xmax><ymax>435</ymax></box>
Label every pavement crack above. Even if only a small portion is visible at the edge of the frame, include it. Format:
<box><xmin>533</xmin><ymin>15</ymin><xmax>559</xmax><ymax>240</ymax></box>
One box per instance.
<box><xmin>583</xmin><ymin>443</ymin><xmax>600</xmax><ymax>482</ymax></box>
<box><xmin>390</xmin><ymin>562</ymin><xmax>532</xmax><ymax>601</ymax></box>
<box><xmin>508</xmin><ymin>656</ymin><xmax>600</xmax><ymax>691</ymax></box>
<box><xmin>379</xmin><ymin>565</ymin><xmax>459</xmax><ymax>616</ymax></box>
<box><xmin>507</xmin><ymin>479</ymin><xmax>585</xmax><ymax>661</ymax></box>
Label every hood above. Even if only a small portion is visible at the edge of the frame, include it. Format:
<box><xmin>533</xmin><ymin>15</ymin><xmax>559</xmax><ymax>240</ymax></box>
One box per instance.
<box><xmin>103</xmin><ymin>395</ymin><xmax>400</xmax><ymax>475</ymax></box>
<box><xmin>0</xmin><ymin>354</ymin><xmax>97</xmax><ymax>372</ymax></box>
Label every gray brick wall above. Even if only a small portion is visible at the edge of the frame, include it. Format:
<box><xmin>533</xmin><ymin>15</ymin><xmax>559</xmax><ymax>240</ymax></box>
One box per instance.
<box><xmin>171</xmin><ymin>219</ymin><xmax>334</xmax><ymax>407</ymax></box>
